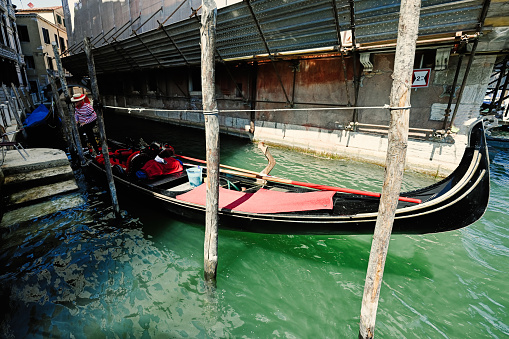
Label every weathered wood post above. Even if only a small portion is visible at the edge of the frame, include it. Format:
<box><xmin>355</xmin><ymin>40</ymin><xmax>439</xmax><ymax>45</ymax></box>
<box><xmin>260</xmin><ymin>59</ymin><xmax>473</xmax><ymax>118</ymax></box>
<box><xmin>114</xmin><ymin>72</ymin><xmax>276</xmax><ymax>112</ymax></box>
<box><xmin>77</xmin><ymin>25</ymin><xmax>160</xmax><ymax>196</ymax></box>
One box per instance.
<box><xmin>51</xmin><ymin>41</ymin><xmax>86</xmax><ymax>164</ymax></box>
<box><xmin>18</xmin><ymin>85</ymin><xmax>32</xmax><ymax>112</ymax></box>
<box><xmin>83</xmin><ymin>36</ymin><xmax>121</xmax><ymax>218</ymax></box>
<box><xmin>1</xmin><ymin>84</ymin><xmax>27</xmax><ymax>138</ymax></box>
<box><xmin>358</xmin><ymin>0</ymin><xmax>421</xmax><ymax>338</ymax></box>
<box><xmin>10</xmin><ymin>84</ymin><xmax>27</xmax><ymax>119</ymax></box>
<box><xmin>47</xmin><ymin>72</ymin><xmax>75</xmax><ymax>155</ymax></box>
<box><xmin>22</xmin><ymin>87</ymin><xmax>35</xmax><ymax>111</ymax></box>
<box><xmin>3</xmin><ymin>102</ymin><xmax>12</xmax><ymax>125</ymax></box>
<box><xmin>2</xmin><ymin>84</ymin><xmax>16</xmax><ymax>120</ymax></box>
<box><xmin>0</xmin><ymin>104</ymin><xmax>8</xmax><ymax>129</ymax></box>
<box><xmin>201</xmin><ymin>0</ymin><xmax>220</xmax><ymax>282</ymax></box>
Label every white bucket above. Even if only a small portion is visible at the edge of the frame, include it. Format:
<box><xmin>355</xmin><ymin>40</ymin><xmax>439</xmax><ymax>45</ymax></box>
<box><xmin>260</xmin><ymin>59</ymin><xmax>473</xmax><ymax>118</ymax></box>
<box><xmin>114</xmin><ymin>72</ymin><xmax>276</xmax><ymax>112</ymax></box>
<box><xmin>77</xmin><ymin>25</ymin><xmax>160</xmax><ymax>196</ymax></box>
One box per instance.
<box><xmin>186</xmin><ymin>167</ymin><xmax>202</xmax><ymax>187</ymax></box>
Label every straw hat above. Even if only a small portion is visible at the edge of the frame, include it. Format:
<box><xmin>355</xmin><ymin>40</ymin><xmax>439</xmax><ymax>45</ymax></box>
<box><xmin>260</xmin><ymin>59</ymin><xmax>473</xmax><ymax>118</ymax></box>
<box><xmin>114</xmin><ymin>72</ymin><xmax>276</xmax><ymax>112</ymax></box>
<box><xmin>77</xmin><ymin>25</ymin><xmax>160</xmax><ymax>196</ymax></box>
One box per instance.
<box><xmin>70</xmin><ymin>93</ymin><xmax>86</xmax><ymax>102</ymax></box>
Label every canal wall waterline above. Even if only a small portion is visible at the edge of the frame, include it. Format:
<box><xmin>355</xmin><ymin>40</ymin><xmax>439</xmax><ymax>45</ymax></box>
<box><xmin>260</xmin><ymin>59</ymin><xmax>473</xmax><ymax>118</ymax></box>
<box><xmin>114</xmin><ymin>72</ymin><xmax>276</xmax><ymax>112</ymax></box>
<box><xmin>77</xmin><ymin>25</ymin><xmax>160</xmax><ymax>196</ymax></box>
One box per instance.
<box><xmin>107</xmin><ymin>106</ymin><xmax>469</xmax><ymax>178</ymax></box>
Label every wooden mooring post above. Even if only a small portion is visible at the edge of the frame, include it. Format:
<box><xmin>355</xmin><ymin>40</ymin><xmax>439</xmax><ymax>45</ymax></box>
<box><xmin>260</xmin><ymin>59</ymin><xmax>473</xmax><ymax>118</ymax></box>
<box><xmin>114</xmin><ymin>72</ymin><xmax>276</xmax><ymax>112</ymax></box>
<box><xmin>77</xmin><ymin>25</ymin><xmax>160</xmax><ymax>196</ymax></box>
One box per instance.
<box><xmin>10</xmin><ymin>84</ymin><xmax>27</xmax><ymax>120</ymax></box>
<box><xmin>21</xmin><ymin>87</ymin><xmax>35</xmax><ymax>111</ymax></box>
<box><xmin>47</xmin><ymin>71</ymin><xmax>75</xmax><ymax>156</ymax></box>
<box><xmin>201</xmin><ymin>0</ymin><xmax>220</xmax><ymax>282</ymax></box>
<box><xmin>15</xmin><ymin>83</ymin><xmax>31</xmax><ymax>114</ymax></box>
<box><xmin>83</xmin><ymin>37</ymin><xmax>121</xmax><ymax>218</ymax></box>
<box><xmin>51</xmin><ymin>41</ymin><xmax>86</xmax><ymax>164</ymax></box>
<box><xmin>1</xmin><ymin>84</ymin><xmax>27</xmax><ymax>139</ymax></box>
<box><xmin>358</xmin><ymin>0</ymin><xmax>421</xmax><ymax>338</ymax></box>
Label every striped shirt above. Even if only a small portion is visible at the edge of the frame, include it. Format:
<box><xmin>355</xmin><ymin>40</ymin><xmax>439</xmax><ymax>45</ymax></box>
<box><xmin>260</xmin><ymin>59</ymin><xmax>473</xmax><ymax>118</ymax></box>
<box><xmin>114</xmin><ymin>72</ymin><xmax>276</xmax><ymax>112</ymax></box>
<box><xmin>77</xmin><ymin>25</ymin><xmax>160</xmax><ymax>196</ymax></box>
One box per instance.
<box><xmin>75</xmin><ymin>103</ymin><xmax>97</xmax><ymax>125</ymax></box>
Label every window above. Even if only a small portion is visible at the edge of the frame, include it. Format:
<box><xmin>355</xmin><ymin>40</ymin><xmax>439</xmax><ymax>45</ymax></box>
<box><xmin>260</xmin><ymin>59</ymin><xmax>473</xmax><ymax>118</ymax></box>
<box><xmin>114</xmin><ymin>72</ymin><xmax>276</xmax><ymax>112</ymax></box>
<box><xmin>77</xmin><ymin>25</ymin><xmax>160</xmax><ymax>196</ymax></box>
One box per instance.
<box><xmin>148</xmin><ymin>74</ymin><xmax>157</xmax><ymax>92</ymax></box>
<box><xmin>414</xmin><ymin>50</ymin><xmax>435</xmax><ymax>69</ymax></box>
<box><xmin>25</xmin><ymin>55</ymin><xmax>35</xmax><ymax>68</ymax></box>
<box><xmin>47</xmin><ymin>56</ymin><xmax>53</xmax><ymax>70</ymax></box>
<box><xmin>18</xmin><ymin>25</ymin><xmax>29</xmax><ymax>42</ymax></box>
<box><xmin>132</xmin><ymin>73</ymin><xmax>142</xmax><ymax>93</ymax></box>
<box><xmin>190</xmin><ymin>68</ymin><xmax>202</xmax><ymax>92</ymax></box>
<box><xmin>236</xmin><ymin>83</ymin><xmax>243</xmax><ymax>97</ymax></box>
<box><xmin>54</xmin><ymin>34</ymin><xmax>58</xmax><ymax>47</ymax></box>
<box><xmin>59</xmin><ymin>36</ymin><xmax>65</xmax><ymax>51</ymax></box>
<box><xmin>29</xmin><ymin>81</ymin><xmax>38</xmax><ymax>98</ymax></box>
<box><xmin>56</xmin><ymin>15</ymin><xmax>62</xmax><ymax>25</ymax></box>
<box><xmin>42</xmin><ymin>28</ymin><xmax>50</xmax><ymax>44</ymax></box>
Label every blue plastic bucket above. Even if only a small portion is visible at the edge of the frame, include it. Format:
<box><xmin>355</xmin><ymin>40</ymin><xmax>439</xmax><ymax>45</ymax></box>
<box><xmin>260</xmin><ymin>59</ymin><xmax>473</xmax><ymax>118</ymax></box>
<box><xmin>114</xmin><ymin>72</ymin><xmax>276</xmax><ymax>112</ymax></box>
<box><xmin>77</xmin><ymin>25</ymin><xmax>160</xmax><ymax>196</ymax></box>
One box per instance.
<box><xmin>186</xmin><ymin>167</ymin><xmax>202</xmax><ymax>187</ymax></box>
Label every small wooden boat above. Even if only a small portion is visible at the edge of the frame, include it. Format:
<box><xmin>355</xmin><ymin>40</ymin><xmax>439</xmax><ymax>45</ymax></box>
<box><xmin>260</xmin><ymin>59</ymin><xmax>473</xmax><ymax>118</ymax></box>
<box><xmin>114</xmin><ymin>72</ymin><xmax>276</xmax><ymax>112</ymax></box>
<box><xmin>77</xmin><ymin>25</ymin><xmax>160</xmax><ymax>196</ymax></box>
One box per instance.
<box><xmin>86</xmin><ymin>120</ymin><xmax>489</xmax><ymax>235</ymax></box>
<box><xmin>486</xmin><ymin>125</ymin><xmax>509</xmax><ymax>149</ymax></box>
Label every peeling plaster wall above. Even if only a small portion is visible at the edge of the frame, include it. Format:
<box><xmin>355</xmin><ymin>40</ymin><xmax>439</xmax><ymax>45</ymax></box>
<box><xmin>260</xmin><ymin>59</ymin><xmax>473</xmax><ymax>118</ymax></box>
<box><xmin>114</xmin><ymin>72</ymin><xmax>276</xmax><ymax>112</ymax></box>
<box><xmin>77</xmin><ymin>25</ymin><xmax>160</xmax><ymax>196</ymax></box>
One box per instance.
<box><xmin>356</xmin><ymin>53</ymin><xmax>496</xmax><ymax>132</ymax></box>
<box><xmin>432</xmin><ymin>54</ymin><xmax>496</xmax><ymax>131</ymax></box>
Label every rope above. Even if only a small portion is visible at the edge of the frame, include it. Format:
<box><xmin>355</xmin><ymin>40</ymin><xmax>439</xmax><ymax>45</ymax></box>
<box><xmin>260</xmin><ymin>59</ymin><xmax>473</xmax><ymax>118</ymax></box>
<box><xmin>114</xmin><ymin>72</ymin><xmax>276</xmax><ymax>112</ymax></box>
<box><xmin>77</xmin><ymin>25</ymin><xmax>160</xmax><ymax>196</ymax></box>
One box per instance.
<box><xmin>203</xmin><ymin>109</ymin><xmax>219</xmax><ymax>116</ymax></box>
<box><xmin>111</xmin><ymin>104</ymin><xmax>412</xmax><ymax>114</ymax></box>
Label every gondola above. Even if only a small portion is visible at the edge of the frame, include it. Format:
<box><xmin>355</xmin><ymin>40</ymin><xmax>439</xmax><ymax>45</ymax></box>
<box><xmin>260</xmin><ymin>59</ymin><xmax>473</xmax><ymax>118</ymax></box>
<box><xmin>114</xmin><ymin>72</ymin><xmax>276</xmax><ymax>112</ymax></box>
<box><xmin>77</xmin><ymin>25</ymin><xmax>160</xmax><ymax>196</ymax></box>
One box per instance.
<box><xmin>17</xmin><ymin>103</ymin><xmax>64</xmax><ymax>149</ymax></box>
<box><xmin>86</xmin><ymin>119</ymin><xmax>489</xmax><ymax>235</ymax></box>
<box><xmin>23</xmin><ymin>103</ymin><xmax>60</xmax><ymax>129</ymax></box>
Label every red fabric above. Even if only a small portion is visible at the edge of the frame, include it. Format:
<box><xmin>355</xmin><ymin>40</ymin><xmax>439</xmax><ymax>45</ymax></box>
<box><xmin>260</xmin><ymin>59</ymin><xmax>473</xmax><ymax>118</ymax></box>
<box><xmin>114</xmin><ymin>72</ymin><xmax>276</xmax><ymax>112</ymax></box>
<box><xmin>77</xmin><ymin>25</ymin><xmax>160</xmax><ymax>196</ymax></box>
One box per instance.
<box><xmin>114</xmin><ymin>149</ymin><xmax>132</xmax><ymax>158</ymax></box>
<box><xmin>140</xmin><ymin>157</ymin><xmax>183</xmax><ymax>179</ymax></box>
<box><xmin>95</xmin><ymin>154</ymin><xmax>107</xmax><ymax>165</ymax></box>
<box><xmin>176</xmin><ymin>185</ymin><xmax>335</xmax><ymax>213</ymax></box>
<box><xmin>95</xmin><ymin>149</ymin><xmax>133</xmax><ymax>169</ymax></box>
<box><xmin>126</xmin><ymin>151</ymin><xmax>141</xmax><ymax>170</ymax></box>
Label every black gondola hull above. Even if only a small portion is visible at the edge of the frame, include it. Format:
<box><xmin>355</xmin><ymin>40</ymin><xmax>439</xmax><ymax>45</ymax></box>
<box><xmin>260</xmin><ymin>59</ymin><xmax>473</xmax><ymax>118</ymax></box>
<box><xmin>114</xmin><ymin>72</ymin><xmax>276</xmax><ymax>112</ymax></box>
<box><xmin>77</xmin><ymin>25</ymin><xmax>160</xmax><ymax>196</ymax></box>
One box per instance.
<box><xmin>85</xmin><ymin>120</ymin><xmax>490</xmax><ymax>235</ymax></box>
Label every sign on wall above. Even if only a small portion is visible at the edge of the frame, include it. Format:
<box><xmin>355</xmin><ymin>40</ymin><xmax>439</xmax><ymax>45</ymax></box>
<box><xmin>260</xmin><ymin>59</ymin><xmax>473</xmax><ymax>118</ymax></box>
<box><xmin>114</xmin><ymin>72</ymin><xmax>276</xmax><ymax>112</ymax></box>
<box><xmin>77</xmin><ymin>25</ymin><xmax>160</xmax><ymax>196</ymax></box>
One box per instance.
<box><xmin>412</xmin><ymin>68</ymin><xmax>431</xmax><ymax>88</ymax></box>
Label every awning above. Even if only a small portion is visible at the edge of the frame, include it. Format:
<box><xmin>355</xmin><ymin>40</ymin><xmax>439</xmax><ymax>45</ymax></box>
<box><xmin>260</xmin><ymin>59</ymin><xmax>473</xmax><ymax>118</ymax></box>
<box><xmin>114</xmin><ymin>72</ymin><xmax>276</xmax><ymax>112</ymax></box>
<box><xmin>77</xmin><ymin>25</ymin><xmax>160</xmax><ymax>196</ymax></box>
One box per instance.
<box><xmin>62</xmin><ymin>0</ymin><xmax>485</xmax><ymax>76</ymax></box>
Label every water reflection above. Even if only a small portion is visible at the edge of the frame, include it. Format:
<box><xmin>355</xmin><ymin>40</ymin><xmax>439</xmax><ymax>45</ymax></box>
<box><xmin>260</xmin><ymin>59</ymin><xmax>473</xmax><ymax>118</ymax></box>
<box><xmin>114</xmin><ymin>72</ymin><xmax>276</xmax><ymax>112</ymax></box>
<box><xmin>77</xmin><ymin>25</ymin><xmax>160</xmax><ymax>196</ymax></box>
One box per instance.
<box><xmin>0</xmin><ymin>196</ymin><xmax>240</xmax><ymax>338</ymax></box>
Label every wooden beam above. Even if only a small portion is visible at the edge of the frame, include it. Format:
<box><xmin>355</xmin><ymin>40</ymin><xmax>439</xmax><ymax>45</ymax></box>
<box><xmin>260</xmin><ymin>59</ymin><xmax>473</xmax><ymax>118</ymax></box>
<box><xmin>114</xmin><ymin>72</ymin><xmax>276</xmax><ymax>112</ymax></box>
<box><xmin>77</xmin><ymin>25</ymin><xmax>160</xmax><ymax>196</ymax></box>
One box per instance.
<box><xmin>10</xmin><ymin>84</ymin><xmax>27</xmax><ymax>119</ymax></box>
<box><xmin>2</xmin><ymin>84</ymin><xmax>27</xmax><ymax>139</ymax></box>
<box><xmin>359</xmin><ymin>0</ymin><xmax>421</xmax><ymax>338</ymax></box>
<box><xmin>52</xmin><ymin>41</ymin><xmax>85</xmax><ymax>164</ymax></box>
<box><xmin>47</xmin><ymin>71</ymin><xmax>75</xmax><ymax>157</ymax></box>
<box><xmin>201</xmin><ymin>0</ymin><xmax>220</xmax><ymax>283</ymax></box>
<box><xmin>83</xmin><ymin>37</ymin><xmax>121</xmax><ymax>218</ymax></box>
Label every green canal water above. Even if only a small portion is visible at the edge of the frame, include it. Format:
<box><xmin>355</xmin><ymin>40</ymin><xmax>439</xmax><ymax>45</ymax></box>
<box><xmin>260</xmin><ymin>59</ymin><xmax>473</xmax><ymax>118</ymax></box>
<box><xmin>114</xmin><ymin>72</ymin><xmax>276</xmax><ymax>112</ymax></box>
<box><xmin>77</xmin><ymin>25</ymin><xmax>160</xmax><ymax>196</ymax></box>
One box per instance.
<box><xmin>1</xmin><ymin>114</ymin><xmax>508</xmax><ymax>338</ymax></box>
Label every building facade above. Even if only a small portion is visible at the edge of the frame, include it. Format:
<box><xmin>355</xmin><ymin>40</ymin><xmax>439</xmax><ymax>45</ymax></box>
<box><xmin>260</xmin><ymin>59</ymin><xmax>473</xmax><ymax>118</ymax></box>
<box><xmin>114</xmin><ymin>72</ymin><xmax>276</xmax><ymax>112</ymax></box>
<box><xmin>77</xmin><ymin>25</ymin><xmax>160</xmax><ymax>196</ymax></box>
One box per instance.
<box><xmin>0</xmin><ymin>0</ymin><xmax>26</xmax><ymax>94</ymax></box>
<box><xmin>16</xmin><ymin>6</ymin><xmax>68</xmax><ymax>102</ymax></box>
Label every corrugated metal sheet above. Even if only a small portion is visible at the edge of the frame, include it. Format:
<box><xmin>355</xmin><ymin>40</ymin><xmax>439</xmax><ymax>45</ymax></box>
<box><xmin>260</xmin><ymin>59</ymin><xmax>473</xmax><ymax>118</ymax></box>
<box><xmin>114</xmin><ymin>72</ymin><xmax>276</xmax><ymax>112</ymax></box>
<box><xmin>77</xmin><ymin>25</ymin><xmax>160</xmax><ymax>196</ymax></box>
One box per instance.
<box><xmin>62</xmin><ymin>0</ymin><xmax>484</xmax><ymax>75</ymax></box>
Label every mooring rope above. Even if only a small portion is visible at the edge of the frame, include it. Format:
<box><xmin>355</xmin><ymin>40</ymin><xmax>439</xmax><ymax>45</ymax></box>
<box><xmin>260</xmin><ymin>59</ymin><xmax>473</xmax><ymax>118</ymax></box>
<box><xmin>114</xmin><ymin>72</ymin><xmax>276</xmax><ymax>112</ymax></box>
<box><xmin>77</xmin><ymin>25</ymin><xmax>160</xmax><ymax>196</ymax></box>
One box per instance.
<box><xmin>106</xmin><ymin>104</ymin><xmax>411</xmax><ymax>113</ymax></box>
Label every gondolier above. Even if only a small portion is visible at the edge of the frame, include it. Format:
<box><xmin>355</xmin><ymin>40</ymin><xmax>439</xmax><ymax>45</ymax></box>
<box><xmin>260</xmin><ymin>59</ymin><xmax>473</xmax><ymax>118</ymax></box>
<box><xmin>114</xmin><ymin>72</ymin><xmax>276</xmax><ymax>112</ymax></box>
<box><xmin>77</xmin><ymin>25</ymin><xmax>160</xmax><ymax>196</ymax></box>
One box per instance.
<box><xmin>71</xmin><ymin>93</ymin><xmax>99</xmax><ymax>153</ymax></box>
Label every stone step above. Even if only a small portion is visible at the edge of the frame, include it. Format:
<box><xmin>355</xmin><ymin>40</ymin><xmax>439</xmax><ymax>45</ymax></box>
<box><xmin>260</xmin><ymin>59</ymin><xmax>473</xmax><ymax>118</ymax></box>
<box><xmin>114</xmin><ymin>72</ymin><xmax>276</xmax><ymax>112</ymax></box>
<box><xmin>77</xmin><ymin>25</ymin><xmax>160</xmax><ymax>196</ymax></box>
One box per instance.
<box><xmin>1</xmin><ymin>148</ymin><xmax>70</xmax><ymax>176</ymax></box>
<box><xmin>7</xmin><ymin>179</ymin><xmax>79</xmax><ymax>206</ymax></box>
<box><xmin>3</xmin><ymin>165</ymin><xmax>75</xmax><ymax>192</ymax></box>
<box><xmin>0</xmin><ymin>192</ymin><xmax>86</xmax><ymax>229</ymax></box>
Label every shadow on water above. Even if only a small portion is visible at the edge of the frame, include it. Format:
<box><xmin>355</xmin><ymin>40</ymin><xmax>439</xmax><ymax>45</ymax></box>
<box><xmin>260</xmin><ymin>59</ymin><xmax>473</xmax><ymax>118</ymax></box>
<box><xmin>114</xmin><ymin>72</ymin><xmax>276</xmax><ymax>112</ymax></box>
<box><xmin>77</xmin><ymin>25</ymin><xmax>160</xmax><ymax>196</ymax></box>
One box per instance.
<box><xmin>120</xmin><ymin>187</ymin><xmax>435</xmax><ymax>282</ymax></box>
